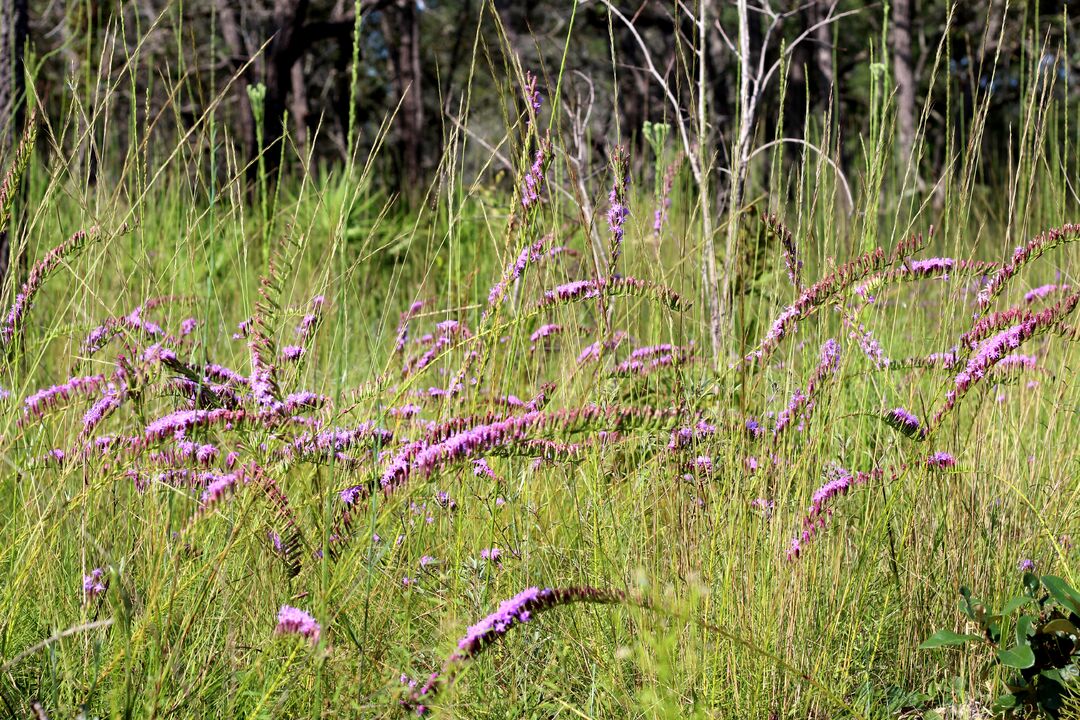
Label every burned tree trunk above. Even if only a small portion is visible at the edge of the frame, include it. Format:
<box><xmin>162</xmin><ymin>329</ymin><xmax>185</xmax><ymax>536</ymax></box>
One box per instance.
<box><xmin>0</xmin><ymin>0</ymin><xmax>28</xmax><ymax>290</ymax></box>
<box><xmin>383</xmin><ymin>0</ymin><xmax>424</xmax><ymax>194</ymax></box>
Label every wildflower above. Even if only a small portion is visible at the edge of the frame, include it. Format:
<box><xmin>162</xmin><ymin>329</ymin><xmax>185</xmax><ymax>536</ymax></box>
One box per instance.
<box><xmin>180</xmin><ymin>317</ymin><xmax>198</xmax><ymax>335</ymax></box>
<box><xmin>607</xmin><ymin>146</ymin><xmax>630</xmax><ymax>268</ymax></box>
<box><xmin>885</xmin><ymin>407</ymin><xmax>922</xmax><ymax>438</ymax></box>
<box><xmin>82</xmin><ymin>568</ymin><xmax>106</xmax><ymax>601</ymax></box>
<box><xmin>1018</xmin><ymin>558</ymin><xmax>1036</xmax><ymax>573</ymax></box>
<box><xmin>1025</xmin><ymin>283</ymin><xmax>1069</xmax><ymax>304</ymax></box>
<box><xmin>523</xmin><ymin>70</ymin><xmax>542</xmax><ymax>124</ymax></box>
<box><xmin>774</xmin><ymin>339</ymin><xmax>841</xmax><ymax>439</ymax></box>
<box><xmin>520</xmin><ymin>137</ymin><xmax>551</xmax><ymax>210</ymax></box>
<box><xmin>765</xmin><ymin>213</ymin><xmax>802</xmax><ymax>289</ymax></box>
<box><xmin>3</xmin><ymin>228</ymin><xmax>97</xmax><ymax>344</ymax></box>
<box><xmin>281</xmin><ymin>345</ymin><xmax>305</xmax><ymax>362</ymax></box>
<box><xmin>275</xmin><ymin>605</ymin><xmax>321</xmax><ymax>644</ymax></box>
<box><xmin>926</xmin><ymin>451</ymin><xmax>956</xmax><ymax>468</ymax></box>
<box><xmin>653</xmin><ymin>154</ymin><xmax>683</xmax><ymax>238</ymax></box>
<box><xmin>977</xmin><ymin>224</ymin><xmax>1080</xmax><ymax>309</ymax></box>
<box><xmin>529</xmin><ymin>323</ymin><xmax>562</xmax><ymax>349</ymax></box>
<box><xmin>472</xmin><ymin>458</ymin><xmax>499</xmax><ymax>480</ymax></box>
<box><xmin>480</xmin><ymin>547</ymin><xmax>501</xmax><ymax>561</ymax></box>
<box><xmin>295</xmin><ymin>295</ymin><xmax>325</xmax><ymax>338</ymax></box>
<box><xmin>200</xmin><ymin>472</ymin><xmax>238</xmax><ymax>505</ymax></box>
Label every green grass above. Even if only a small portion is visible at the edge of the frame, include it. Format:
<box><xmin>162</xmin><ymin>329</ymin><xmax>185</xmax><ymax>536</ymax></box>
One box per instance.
<box><xmin>1</xmin><ymin>7</ymin><xmax>1079</xmax><ymax>720</ymax></box>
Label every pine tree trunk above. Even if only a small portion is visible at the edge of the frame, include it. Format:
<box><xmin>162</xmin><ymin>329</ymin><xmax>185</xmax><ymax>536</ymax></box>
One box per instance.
<box><xmin>0</xmin><ymin>0</ymin><xmax>28</xmax><ymax>292</ymax></box>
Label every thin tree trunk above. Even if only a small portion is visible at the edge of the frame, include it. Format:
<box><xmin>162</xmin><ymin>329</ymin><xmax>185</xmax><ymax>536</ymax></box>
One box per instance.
<box><xmin>811</xmin><ymin>0</ymin><xmax>834</xmax><ymax>95</ymax></box>
<box><xmin>217</xmin><ymin>0</ymin><xmax>257</xmax><ymax>172</ymax></box>
<box><xmin>387</xmin><ymin>0</ymin><xmax>423</xmax><ymax>193</ymax></box>
<box><xmin>699</xmin><ymin>0</ymin><xmax>721</xmax><ymax>366</ymax></box>
<box><xmin>262</xmin><ymin>0</ymin><xmax>311</xmax><ymax>180</ymax></box>
<box><xmin>0</xmin><ymin>0</ymin><xmax>28</xmax><ymax>292</ymax></box>
<box><xmin>892</xmin><ymin>0</ymin><xmax>916</xmax><ymax>168</ymax></box>
<box><xmin>719</xmin><ymin>0</ymin><xmax>755</xmax><ymax>363</ymax></box>
<box><xmin>290</xmin><ymin>60</ymin><xmax>310</xmax><ymax>163</ymax></box>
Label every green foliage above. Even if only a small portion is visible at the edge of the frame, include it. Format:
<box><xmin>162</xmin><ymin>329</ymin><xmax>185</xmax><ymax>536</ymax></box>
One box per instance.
<box><xmin>923</xmin><ymin>575</ymin><xmax>1080</xmax><ymax>717</ymax></box>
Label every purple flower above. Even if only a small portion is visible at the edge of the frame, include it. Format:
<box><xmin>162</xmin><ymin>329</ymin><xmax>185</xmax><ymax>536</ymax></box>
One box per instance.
<box><xmin>885</xmin><ymin>407</ymin><xmax>922</xmax><ymax>438</ymax></box>
<box><xmin>295</xmin><ymin>295</ymin><xmax>326</xmax><ymax>338</ymax></box>
<box><xmin>472</xmin><ymin>458</ymin><xmax>499</xmax><ymax>480</ymax></box>
<box><xmin>180</xmin><ymin>317</ymin><xmax>198</xmax><ymax>335</ymax></box>
<box><xmin>1025</xmin><ymin>283</ymin><xmax>1068</xmax><ymax>304</ymax></box>
<box><xmin>1018</xmin><ymin>558</ymin><xmax>1036</xmax><ymax>573</ymax></box>
<box><xmin>281</xmin><ymin>345</ymin><xmax>305</xmax><ymax>362</ymax></box>
<box><xmin>520</xmin><ymin>139</ymin><xmax>550</xmax><ymax>210</ymax></box>
<box><xmin>82</xmin><ymin>567</ymin><xmax>106</xmax><ymax>601</ymax></box>
<box><xmin>653</xmin><ymin>154</ymin><xmax>683</xmax><ymax>238</ymax></box>
<box><xmin>926</xmin><ymin>451</ymin><xmax>956</xmax><ymax>469</ymax></box>
<box><xmin>3</xmin><ymin>228</ymin><xmax>95</xmax><ymax>344</ymax></box>
<box><xmin>529</xmin><ymin>323</ymin><xmax>562</xmax><ymax>349</ymax></box>
<box><xmin>200</xmin><ymin>472</ymin><xmax>238</xmax><ymax>505</ymax></box>
<box><xmin>276</xmin><ymin>605</ymin><xmax>321</xmax><ymax>644</ymax></box>
<box><xmin>606</xmin><ymin>146</ymin><xmax>631</xmax><ymax>268</ymax></box>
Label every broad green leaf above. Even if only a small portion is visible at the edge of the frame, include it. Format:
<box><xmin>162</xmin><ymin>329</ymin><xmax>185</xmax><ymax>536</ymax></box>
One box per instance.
<box><xmin>991</xmin><ymin>693</ymin><xmax>1020</xmax><ymax>712</ymax></box>
<box><xmin>920</xmin><ymin>630</ymin><xmax>982</xmax><ymax>649</ymax></box>
<box><xmin>1042</xmin><ymin>575</ymin><xmax>1080</xmax><ymax>615</ymax></box>
<box><xmin>1002</xmin><ymin>595</ymin><xmax>1031</xmax><ymax>615</ymax></box>
<box><xmin>997</xmin><ymin>644</ymin><xmax>1036</xmax><ymax>669</ymax></box>
<box><xmin>1016</xmin><ymin>615</ymin><xmax>1035</xmax><ymax>645</ymax></box>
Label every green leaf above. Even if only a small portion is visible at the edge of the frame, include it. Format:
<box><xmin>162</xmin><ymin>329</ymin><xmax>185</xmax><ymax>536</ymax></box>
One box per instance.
<box><xmin>1042</xmin><ymin>575</ymin><xmax>1080</xmax><ymax>615</ymax></box>
<box><xmin>1016</xmin><ymin>615</ymin><xmax>1036</xmax><ymax>645</ymax></box>
<box><xmin>920</xmin><ymin>630</ymin><xmax>982</xmax><ymax>649</ymax></box>
<box><xmin>991</xmin><ymin>693</ymin><xmax>1020</xmax><ymax>713</ymax></box>
<box><xmin>997</xmin><ymin>644</ymin><xmax>1036</xmax><ymax>669</ymax></box>
<box><xmin>1023</xmin><ymin>572</ymin><xmax>1041</xmax><ymax>597</ymax></box>
<box><xmin>1003</xmin><ymin>595</ymin><xmax>1032</xmax><ymax>615</ymax></box>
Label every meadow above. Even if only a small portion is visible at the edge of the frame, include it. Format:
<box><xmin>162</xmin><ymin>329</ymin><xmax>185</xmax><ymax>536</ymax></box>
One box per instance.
<box><xmin>1</xmin><ymin>9</ymin><xmax>1080</xmax><ymax>720</ymax></box>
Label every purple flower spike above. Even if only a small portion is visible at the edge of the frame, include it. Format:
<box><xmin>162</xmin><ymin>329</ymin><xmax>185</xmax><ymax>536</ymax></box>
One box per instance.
<box><xmin>82</xmin><ymin>567</ymin><xmax>106</xmax><ymax>602</ymax></box>
<box><xmin>885</xmin><ymin>407</ymin><xmax>922</xmax><ymax>438</ymax></box>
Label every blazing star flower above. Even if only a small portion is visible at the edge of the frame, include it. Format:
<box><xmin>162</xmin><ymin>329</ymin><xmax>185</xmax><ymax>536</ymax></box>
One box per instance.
<box><xmin>653</xmin><ymin>154</ymin><xmax>683</xmax><ymax>238</ymax></box>
<box><xmin>3</xmin><ymin>228</ymin><xmax>96</xmax><ymax>344</ymax></box>
<box><xmin>276</xmin><ymin>605</ymin><xmax>321</xmax><ymax>644</ymax></box>
<box><xmin>926</xmin><ymin>451</ymin><xmax>956</xmax><ymax>468</ymax></box>
<box><xmin>529</xmin><ymin>323</ymin><xmax>562</xmax><ymax>349</ymax></box>
<box><xmin>520</xmin><ymin>139</ymin><xmax>550</xmax><ymax>210</ymax></box>
<box><xmin>82</xmin><ymin>567</ymin><xmax>106</xmax><ymax>601</ymax></box>
<box><xmin>281</xmin><ymin>345</ymin><xmax>305</xmax><ymax>362</ymax></box>
<box><xmin>200</xmin><ymin>472</ymin><xmax>238</xmax><ymax>505</ymax></box>
<box><xmin>885</xmin><ymin>407</ymin><xmax>922</xmax><ymax>438</ymax></box>
<box><xmin>1025</xmin><ymin>283</ymin><xmax>1069</xmax><ymax>304</ymax></box>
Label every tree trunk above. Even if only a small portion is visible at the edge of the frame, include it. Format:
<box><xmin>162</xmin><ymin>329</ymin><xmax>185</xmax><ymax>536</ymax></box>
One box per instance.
<box><xmin>892</xmin><ymin>0</ymin><xmax>916</xmax><ymax>169</ymax></box>
<box><xmin>811</xmin><ymin>0</ymin><xmax>834</xmax><ymax>97</ymax></box>
<box><xmin>262</xmin><ymin>0</ymin><xmax>310</xmax><ymax>181</ymax></box>
<box><xmin>0</xmin><ymin>0</ymin><xmax>28</xmax><ymax>292</ymax></box>
<box><xmin>384</xmin><ymin>0</ymin><xmax>424</xmax><ymax>194</ymax></box>
<box><xmin>217</xmin><ymin>0</ymin><xmax>257</xmax><ymax>175</ymax></box>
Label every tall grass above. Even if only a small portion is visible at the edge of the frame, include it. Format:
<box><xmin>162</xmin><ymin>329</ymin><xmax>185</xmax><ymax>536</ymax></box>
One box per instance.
<box><xmin>0</xmin><ymin>4</ymin><xmax>1077</xmax><ymax>719</ymax></box>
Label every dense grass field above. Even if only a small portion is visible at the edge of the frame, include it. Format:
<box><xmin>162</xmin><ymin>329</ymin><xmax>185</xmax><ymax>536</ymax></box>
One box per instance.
<box><xmin>2</xmin><ymin>13</ymin><xmax>1080</xmax><ymax>720</ymax></box>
